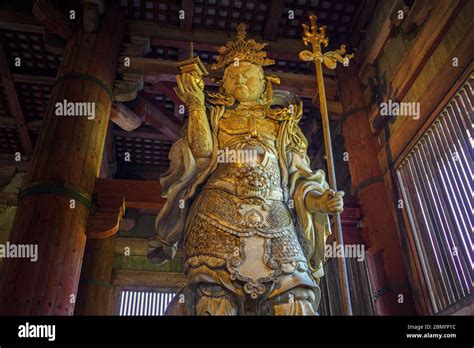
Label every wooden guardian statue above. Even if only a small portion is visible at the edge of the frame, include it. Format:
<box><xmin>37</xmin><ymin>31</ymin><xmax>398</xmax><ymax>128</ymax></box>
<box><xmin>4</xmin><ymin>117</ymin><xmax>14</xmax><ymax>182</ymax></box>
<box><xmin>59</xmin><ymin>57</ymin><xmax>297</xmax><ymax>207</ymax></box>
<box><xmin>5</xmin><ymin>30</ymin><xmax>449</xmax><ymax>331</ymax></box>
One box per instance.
<box><xmin>148</xmin><ymin>23</ymin><xmax>344</xmax><ymax>315</ymax></box>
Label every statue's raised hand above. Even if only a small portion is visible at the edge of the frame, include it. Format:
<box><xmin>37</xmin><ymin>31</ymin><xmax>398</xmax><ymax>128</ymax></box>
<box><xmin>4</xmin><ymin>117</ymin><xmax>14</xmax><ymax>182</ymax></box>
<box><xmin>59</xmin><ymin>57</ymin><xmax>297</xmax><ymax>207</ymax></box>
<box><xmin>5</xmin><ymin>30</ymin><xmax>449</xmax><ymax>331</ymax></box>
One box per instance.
<box><xmin>175</xmin><ymin>72</ymin><xmax>205</xmax><ymax>106</ymax></box>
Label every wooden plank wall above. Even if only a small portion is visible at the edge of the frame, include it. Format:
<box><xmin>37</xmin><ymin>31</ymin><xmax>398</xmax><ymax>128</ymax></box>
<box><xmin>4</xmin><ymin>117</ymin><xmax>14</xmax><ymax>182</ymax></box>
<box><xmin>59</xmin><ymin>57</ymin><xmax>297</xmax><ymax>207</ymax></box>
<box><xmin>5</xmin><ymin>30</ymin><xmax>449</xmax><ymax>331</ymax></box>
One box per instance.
<box><xmin>355</xmin><ymin>0</ymin><xmax>473</xmax><ymax>314</ymax></box>
<box><xmin>379</xmin><ymin>0</ymin><xmax>473</xmax><ymax>169</ymax></box>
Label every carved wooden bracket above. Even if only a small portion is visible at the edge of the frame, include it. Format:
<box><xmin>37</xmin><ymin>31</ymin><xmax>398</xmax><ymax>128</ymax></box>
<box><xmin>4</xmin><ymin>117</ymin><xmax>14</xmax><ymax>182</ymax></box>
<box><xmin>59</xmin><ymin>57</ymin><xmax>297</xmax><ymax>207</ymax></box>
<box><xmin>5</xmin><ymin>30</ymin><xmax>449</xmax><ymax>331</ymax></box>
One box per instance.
<box><xmin>113</xmin><ymin>79</ymin><xmax>141</xmax><ymax>102</ymax></box>
<box><xmin>113</xmin><ymin>36</ymin><xmax>150</xmax><ymax>102</ymax></box>
<box><xmin>86</xmin><ymin>193</ymin><xmax>125</xmax><ymax>239</ymax></box>
<box><xmin>110</xmin><ymin>102</ymin><xmax>143</xmax><ymax>131</ymax></box>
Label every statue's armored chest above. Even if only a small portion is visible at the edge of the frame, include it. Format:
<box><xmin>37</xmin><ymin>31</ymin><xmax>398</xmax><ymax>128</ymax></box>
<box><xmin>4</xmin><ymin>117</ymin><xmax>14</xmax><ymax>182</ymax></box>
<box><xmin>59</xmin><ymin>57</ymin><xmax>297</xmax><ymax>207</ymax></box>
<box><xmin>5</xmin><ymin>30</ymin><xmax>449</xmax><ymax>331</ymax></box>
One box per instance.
<box><xmin>218</xmin><ymin>110</ymin><xmax>279</xmax><ymax>137</ymax></box>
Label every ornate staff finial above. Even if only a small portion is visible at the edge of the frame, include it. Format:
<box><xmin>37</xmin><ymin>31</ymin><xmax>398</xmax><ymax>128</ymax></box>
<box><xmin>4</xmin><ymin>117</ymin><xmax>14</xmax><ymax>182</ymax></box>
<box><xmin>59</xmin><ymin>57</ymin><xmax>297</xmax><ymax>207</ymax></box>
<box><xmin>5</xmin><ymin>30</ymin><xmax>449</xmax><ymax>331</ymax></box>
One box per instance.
<box><xmin>302</xmin><ymin>15</ymin><xmax>328</xmax><ymax>48</ymax></box>
<box><xmin>299</xmin><ymin>15</ymin><xmax>354</xmax><ymax>69</ymax></box>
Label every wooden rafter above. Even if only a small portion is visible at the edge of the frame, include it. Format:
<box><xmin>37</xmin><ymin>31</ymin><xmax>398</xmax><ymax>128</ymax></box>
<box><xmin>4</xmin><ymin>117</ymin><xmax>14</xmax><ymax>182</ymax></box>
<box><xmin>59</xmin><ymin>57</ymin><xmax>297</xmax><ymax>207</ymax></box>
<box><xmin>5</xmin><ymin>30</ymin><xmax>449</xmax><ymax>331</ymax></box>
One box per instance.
<box><xmin>0</xmin><ymin>44</ymin><xmax>34</xmax><ymax>155</ymax></box>
<box><xmin>0</xmin><ymin>10</ymin><xmax>44</xmax><ymax>33</ymax></box>
<box><xmin>148</xmin><ymin>81</ymin><xmax>182</xmax><ymax>105</ymax></box>
<box><xmin>110</xmin><ymin>102</ymin><xmax>143</xmax><ymax>131</ymax></box>
<box><xmin>133</xmin><ymin>92</ymin><xmax>183</xmax><ymax>141</ymax></box>
<box><xmin>32</xmin><ymin>0</ymin><xmax>74</xmax><ymax>39</ymax></box>
<box><xmin>146</xmin><ymin>81</ymin><xmax>183</xmax><ymax>119</ymax></box>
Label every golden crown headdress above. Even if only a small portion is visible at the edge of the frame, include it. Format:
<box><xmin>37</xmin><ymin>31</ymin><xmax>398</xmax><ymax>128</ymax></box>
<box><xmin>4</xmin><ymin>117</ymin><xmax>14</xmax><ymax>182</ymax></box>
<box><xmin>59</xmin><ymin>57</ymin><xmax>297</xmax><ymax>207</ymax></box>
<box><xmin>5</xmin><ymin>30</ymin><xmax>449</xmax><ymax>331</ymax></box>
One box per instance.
<box><xmin>211</xmin><ymin>23</ymin><xmax>275</xmax><ymax>70</ymax></box>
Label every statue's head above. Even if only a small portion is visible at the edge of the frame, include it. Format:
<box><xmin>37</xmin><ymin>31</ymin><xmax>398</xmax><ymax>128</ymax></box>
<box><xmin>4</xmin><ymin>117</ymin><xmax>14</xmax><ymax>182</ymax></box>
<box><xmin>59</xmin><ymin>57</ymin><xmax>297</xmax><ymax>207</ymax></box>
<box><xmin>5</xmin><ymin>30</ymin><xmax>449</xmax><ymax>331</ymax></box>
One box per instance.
<box><xmin>211</xmin><ymin>23</ymin><xmax>277</xmax><ymax>105</ymax></box>
<box><xmin>222</xmin><ymin>62</ymin><xmax>265</xmax><ymax>102</ymax></box>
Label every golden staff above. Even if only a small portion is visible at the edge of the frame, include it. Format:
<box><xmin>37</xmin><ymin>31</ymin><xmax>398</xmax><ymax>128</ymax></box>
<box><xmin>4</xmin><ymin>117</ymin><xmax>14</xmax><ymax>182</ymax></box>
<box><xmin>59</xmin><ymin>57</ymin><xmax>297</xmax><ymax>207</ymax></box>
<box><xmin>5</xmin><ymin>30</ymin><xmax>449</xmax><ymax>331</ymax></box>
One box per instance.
<box><xmin>299</xmin><ymin>15</ymin><xmax>354</xmax><ymax>315</ymax></box>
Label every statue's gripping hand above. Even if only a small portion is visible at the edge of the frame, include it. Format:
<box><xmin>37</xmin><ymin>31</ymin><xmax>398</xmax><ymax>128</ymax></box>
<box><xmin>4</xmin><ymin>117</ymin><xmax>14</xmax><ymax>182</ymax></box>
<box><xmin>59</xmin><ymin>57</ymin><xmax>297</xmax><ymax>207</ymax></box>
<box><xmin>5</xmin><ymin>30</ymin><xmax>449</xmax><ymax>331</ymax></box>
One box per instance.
<box><xmin>305</xmin><ymin>189</ymin><xmax>344</xmax><ymax>215</ymax></box>
<box><xmin>175</xmin><ymin>72</ymin><xmax>205</xmax><ymax>106</ymax></box>
<box><xmin>148</xmin><ymin>239</ymin><xmax>177</xmax><ymax>264</ymax></box>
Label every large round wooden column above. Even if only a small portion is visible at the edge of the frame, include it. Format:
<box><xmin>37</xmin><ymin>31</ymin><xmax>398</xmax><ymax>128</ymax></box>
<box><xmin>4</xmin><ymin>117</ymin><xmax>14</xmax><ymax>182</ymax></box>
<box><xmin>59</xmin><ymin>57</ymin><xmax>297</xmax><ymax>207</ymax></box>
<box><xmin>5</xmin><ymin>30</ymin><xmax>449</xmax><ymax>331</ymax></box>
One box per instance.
<box><xmin>75</xmin><ymin>235</ymin><xmax>117</xmax><ymax>315</ymax></box>
<box><xmin>337</xmin><ymin>64</ymin><xmax>416</xmax><ymax>315</ymax></box>
<box><xmin>0</xmin><ymin>5</ymin><xmax>123</xmax><ymax>315</ymax></box>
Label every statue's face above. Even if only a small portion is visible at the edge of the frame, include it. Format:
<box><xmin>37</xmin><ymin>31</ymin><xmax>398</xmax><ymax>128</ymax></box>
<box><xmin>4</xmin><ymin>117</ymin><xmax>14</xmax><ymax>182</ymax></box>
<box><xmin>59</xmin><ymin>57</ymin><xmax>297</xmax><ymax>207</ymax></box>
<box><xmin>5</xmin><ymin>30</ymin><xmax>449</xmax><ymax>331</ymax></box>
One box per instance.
<box><xmin>222</xmin><ymin>62</ymin><xmax>265</xmax><ymax>102</ymax></box>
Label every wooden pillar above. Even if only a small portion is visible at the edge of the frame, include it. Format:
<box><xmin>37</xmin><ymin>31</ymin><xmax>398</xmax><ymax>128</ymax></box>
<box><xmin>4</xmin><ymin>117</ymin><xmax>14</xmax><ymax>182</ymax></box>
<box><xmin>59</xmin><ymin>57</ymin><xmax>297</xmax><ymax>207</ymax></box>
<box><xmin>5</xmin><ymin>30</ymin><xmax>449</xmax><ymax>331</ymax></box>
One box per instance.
<box><xmin>337</xmin><ymin>64</ymin><xmax>416</xmax><ymax>315</ymax></box>
<box><xmin>75</xmin><ymin>236</ymin><xmax>117</xmax><ymax>315</ymax></box>
<box><xmin>76</xmin><ymin>190</ymin><xmax>125</xmax><ymax>315</ymax></box>
<box><xmin>0</xmin><ymin>3</ymin><xmax>124</xmax><ymax>315</ymax></box>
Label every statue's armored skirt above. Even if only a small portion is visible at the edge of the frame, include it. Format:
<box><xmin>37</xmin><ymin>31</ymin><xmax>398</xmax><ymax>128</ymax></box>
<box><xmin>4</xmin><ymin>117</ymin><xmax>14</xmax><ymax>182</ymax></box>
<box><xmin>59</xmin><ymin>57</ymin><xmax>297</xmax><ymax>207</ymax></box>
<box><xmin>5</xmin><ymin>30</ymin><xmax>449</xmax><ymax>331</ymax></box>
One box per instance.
<box><xmin>185</xmin><ymin>170</ymin><xmax>317</xmax><ymax>314</ymax></box>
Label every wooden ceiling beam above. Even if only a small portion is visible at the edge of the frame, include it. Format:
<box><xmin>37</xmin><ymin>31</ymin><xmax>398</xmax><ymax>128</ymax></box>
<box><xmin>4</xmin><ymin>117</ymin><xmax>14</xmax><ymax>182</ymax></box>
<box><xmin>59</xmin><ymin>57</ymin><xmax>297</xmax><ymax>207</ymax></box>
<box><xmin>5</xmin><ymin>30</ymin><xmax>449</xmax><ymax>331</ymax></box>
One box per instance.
<box><xmin>112</xmin><ymin>126</ymin><xmax>172</xmax><ymax>142</ymax></box>
<box><xmin>263</xmin><ymin>0</ymin><xmax>286</xmax><ymax>41</ymax></box>
<box><xmin>150</xmin><ymin>37</ymin><xmax>301</xmax><ymax>62</ymax></box>
<box><xmin>93</xmin><ymin>178</ymin><xmax>165</xmax><ymax>210</ymax></box>
<box><xmin>125</xmin><ymin>57</ymin><xmax>339</xmax><ymax>106</ymax></box>
<box><xmin>0</xmin><ymin>10</ymin><xmax>44</xmax><ymax>33</ymax></box>
<box><xmin>0</xmin><ymin>45</ymin><xmax>34</xmax><ymax>156</ymax></box>
<box><xmin>111</xmin><ymin>270</ymin><xmax>186</xmax><ymax>290</ymax></box>
<box><xmin>12</xmin><ymin>74</ymin><xmax>55</xmax><ymax>85</ymax></box>
<box><xmin>128</xmin><ymin>20</ymin><xmax>307</xmax><ymax>55</ymax></box>
<box><xmin>180</xmin><ymin>0</ymin><xmax>195</xmax><ymax>31</ymax></box>
<box><xmin>115</xmin><ymin>237</ymin><xmax>186</xmax><ymax>258</ymax></box>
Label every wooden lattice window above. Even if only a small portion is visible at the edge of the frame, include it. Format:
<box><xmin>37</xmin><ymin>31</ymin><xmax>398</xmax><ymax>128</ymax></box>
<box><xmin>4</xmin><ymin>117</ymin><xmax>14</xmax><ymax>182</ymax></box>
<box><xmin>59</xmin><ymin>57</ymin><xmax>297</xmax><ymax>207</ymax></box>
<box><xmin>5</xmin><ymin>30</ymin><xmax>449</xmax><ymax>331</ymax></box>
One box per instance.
<box><xmin>320</xmin><ymin>255</ymin><xmax>376</xmax><ymax>315</ymax></box>
<box><xmin>119</xmin><ymin>289</ymin><xmax>177</xmax><ymax>315</ymax></box>
<box><xmin>397</xmin><ymin>75</ymin><xmax>473</xmax><ymax>314</ymax></box>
